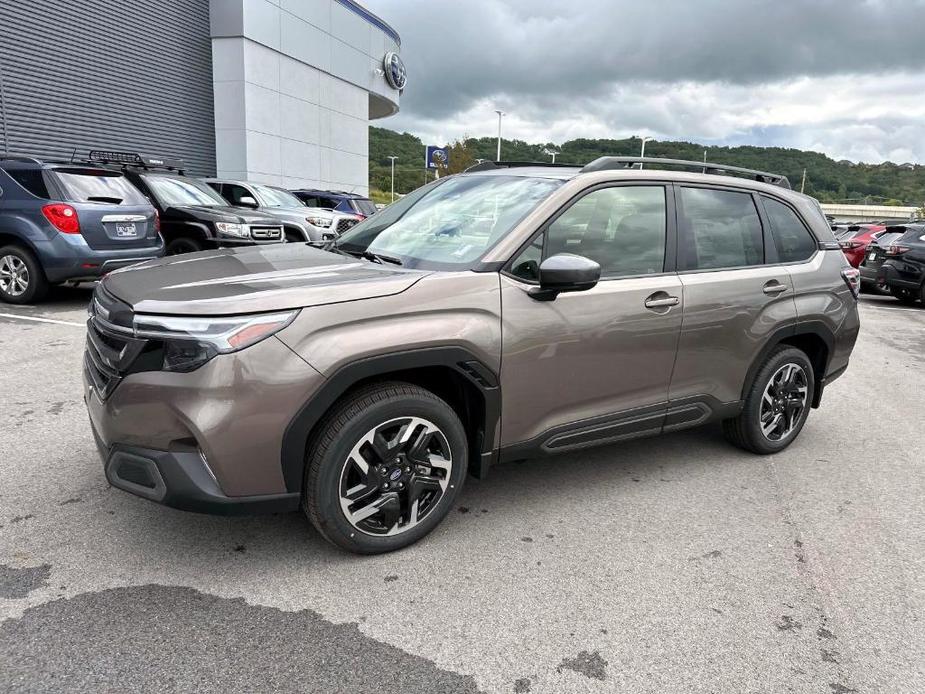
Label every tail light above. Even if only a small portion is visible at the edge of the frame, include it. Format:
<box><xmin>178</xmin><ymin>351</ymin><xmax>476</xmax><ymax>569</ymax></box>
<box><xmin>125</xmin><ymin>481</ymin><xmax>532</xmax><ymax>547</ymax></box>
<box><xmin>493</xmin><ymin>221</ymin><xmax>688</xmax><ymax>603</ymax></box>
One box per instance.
<box><xmin>153</xmin><ymin>209</ymin><xmax>161</xmax><ymax>235</ymax></box>
<box><xmin>839</xmin><ymin>240</ymin><xmax>863</xmax><ymax>249</ymax></box>
<box><xmin>886</xmin><ymin>245</ymin><xmax>910</xmax><ymax>256</ymax></box>
<box><xmin>42</xmin><ymin>203</ymin><xmax>80</xmax><ymax>234</ymax></box>
<box><xmin>841</xmin><ymin>267</ymin><xmax>860</xmax><ymax>299</ymax></box>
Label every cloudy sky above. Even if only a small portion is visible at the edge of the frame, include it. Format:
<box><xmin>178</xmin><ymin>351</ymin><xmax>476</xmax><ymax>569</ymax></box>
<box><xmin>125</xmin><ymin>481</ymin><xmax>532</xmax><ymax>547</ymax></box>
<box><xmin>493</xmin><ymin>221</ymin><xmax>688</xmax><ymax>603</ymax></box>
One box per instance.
<box><xmin>364</xmin><ymin>0</ymin><xmax>925</xmax><ymax>163</ymax></box>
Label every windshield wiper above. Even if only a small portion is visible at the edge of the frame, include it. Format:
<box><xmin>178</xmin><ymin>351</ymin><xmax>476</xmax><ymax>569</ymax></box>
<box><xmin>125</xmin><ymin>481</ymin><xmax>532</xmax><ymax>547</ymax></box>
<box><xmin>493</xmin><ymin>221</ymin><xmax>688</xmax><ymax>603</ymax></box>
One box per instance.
<box><xmin>326</xmin><ymin>242</ymin><xmax>402</xmax><ymax>266</ymax></box>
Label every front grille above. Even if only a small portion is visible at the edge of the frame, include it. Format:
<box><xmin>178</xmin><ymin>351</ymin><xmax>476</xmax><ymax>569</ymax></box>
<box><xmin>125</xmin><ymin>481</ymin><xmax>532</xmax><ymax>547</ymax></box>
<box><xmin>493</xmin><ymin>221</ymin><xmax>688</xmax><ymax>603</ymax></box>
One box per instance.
<box><xmin>84</xmin><ymin>286</ymin><xmax>148</xmax><ymax>399</ymax></box>
<box><xmin>335</xmin><ymin>218</ymin><xmax>359</xmax><ymax>235</ymax></box>
<box><xmin>249</xmin><ymin>225</ymin><xmax>283</xmax><ymax>240</ymax></box>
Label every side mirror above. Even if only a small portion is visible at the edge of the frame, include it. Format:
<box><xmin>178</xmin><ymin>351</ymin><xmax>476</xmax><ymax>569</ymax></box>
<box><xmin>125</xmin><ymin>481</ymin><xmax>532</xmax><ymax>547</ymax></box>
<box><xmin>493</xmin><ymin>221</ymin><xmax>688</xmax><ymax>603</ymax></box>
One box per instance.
<box><xmin>237</xmin><ymin>196</ymin><xmax>258</xmax><ymax>209</ymax></box>
<box><xmin>528</xmin><ymin>253</ymin><xmax>601</xmax><ymax>301</ymax></box>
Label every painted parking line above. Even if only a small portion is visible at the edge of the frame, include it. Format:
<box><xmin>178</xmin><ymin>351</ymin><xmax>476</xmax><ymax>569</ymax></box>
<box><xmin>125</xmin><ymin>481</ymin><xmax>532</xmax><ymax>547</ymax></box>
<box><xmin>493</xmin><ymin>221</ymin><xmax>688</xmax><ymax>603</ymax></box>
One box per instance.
<box><xmin>858</xmin><ymin>304</ymin><xmax>924</xmax><ymax>314</ymax></box>
<box><xmin>0</xmin><ymin>312</ymin><xmax>85</xmax><ymax>327</ymax></box>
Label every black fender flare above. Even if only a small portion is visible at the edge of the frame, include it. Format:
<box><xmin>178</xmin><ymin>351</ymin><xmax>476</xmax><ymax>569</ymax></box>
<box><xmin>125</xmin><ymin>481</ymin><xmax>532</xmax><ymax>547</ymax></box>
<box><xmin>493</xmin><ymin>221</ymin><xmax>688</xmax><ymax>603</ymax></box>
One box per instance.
<box><xmin>279</xmin><ymin>346</ymin><xmax>501</xmax><ymax>492</ymax></box>
<box><xmin>741</xmin><ymin>321</ymin><xmax>835</xmax><ymax>407</ymax></box>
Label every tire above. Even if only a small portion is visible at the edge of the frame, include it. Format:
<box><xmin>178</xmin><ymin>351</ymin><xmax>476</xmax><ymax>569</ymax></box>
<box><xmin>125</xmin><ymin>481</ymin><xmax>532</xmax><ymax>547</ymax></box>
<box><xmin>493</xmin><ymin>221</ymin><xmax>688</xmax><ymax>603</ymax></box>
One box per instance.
<box><xmin>304</xmin><ymin>381</ymin><xmax>468</xmax><ymax>554</ymax></box>
<box><xmin>0</xmin><ymin>245</ymin><xmax>48</xmax><ymax>304</ymax></box>
<box><xmin>723</xmin><ymin>346</ymin><xmax>815</xmax><ymax>455</ymax></box>
<box><xmin>890</xmin><ymin>286</ymin><xmax>918</xmax><ymax>305</ymax></box>
<box><xmin>165</xmin><ymin>236</ymin><xmax>204</xmax><ymax>255</ymax></box>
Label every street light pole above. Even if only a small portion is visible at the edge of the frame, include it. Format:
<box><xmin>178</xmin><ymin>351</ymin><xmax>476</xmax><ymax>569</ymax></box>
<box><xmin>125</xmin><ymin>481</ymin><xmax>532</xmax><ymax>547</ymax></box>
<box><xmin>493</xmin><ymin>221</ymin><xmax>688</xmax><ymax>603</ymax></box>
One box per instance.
<box><xmin>494</xmin><ymin>109</ymin><xmax>505</xmax><ymax>161</ymax></box>
<box><xmin>387</xmin><ymin>156</ymin><xmax>398</xmax><ymax>202</ymax></box>
<box><xmin>638</xmin><ymin>136</ymin><xmax>654</xmax><ymax>168</ymax></box>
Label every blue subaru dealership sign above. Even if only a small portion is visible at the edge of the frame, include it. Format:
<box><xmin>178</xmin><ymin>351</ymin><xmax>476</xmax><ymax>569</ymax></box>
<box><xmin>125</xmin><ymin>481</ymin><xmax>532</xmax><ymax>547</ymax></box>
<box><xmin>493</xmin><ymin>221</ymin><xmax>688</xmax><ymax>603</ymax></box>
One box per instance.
<box><xmin>426</xmin><ymin>145</ymin><xmax>448</xmax><ymax>169</ymax></box>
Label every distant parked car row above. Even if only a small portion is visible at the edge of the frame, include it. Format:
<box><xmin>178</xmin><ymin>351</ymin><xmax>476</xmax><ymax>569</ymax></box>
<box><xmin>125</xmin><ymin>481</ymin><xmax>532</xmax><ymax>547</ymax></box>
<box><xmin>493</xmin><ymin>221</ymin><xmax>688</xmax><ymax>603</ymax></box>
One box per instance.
<box><xmin>834</xmin><ymin>222</ymin><xmax>925</xmax><ymax>304</ymax></box>
<box><xmin>0</xmin><ymin>150</ymin><xmax>375</xmax><ymax>303</ymax></box>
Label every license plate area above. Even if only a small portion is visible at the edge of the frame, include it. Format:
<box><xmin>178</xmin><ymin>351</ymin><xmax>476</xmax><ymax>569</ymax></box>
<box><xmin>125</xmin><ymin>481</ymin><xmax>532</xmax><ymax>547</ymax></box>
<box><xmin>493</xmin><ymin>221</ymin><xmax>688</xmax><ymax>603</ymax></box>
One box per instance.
<box><xmin>115</xmin><ymin>223</ymin><xmax>137</xmax><ymax>237</ymax></box>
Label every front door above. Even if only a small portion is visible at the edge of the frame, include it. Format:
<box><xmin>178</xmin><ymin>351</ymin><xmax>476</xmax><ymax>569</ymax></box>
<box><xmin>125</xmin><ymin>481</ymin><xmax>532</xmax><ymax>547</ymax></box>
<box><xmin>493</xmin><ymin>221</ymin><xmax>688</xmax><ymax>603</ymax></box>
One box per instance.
<box><xmin>499</xmin><ymin>183</ymin><xmax>683</xmax><ymax>450</ymax></box>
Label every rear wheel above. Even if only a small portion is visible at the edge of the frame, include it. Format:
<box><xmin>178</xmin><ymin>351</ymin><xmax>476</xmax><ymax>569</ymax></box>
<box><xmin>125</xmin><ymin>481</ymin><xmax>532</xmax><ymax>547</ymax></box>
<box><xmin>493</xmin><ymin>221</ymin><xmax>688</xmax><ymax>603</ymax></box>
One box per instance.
<box><xmin>304</xmin><ymin>382</ymin><xmax>468</xmax><ymax>554</ymax></box>
<box><xmin>890</xmin><ymin>286</ymin><xmax>918</xmax><ymax>305</ymax></box>
<box><xmin>724</xmin><ymin>346</ymin><xmax>815</xmax><ymax>454</ymax></box>
<box><xmin>165</xmin><ymin>236</ymin><xmax>204</xmax><ymax>255</ymax></box>
<box><xmin>0</xmin><ymin>245</ymin><xmax>48</xmax><ymax>304</ymax></box>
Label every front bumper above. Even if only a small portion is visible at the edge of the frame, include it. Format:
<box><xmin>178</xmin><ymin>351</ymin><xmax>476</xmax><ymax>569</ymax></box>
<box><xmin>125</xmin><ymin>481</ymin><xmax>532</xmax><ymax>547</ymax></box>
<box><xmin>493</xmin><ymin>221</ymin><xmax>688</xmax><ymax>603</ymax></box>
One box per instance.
<box><xmin>91</xmin><ymin>424</ymin><xmax>299</xmax><ymax>515</ymax></box>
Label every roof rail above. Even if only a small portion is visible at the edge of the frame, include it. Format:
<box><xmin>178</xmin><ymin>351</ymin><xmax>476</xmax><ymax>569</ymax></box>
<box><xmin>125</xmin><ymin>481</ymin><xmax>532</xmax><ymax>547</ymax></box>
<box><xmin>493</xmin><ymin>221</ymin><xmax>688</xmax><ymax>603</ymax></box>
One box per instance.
<box><xmin>0</xmin><ymin>153</ymin><xmax>43</xmax><ymax>165</ymax></box>
<box><xmin>87</xmin><ymin>150</ymin><xmax>186</xmax><ymax>174</ymax></box>
<box><xmin>464</xmin><ymin>160</ymin><xmax>577</xmax><ymax>173</ymax></box>
<box><xmin>580</xmin><ymin>156</ymin><xmax>792</xmax><ymax>189</ymax></box>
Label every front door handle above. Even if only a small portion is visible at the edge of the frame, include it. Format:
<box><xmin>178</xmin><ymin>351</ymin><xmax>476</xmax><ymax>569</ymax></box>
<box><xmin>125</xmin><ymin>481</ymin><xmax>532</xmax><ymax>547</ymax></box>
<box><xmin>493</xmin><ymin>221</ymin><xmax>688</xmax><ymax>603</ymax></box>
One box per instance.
<box><xmin>763</xmin><ymin>281</ymin><xmax>789</xmax><ymax>296</ymax></box>
<box><xmin>644</xmin><ymin>294</ymin><xmax>680</xmax><ymax>309</ymax></box>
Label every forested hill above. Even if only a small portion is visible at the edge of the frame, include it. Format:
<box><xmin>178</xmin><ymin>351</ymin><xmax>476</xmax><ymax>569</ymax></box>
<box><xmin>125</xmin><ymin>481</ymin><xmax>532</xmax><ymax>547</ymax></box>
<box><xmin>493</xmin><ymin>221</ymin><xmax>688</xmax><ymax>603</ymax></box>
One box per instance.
<box><xmin>369</xmin><ymin>126</ymin><xmax>925</xmax><ymax>205</ymax></box>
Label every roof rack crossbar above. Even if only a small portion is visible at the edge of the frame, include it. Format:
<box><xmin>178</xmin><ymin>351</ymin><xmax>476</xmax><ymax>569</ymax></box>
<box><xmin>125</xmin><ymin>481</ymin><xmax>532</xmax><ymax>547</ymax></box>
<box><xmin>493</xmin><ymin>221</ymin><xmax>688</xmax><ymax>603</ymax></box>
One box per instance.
<box><xmin>580</xmin><ymin>156</ymin><xmax>791</xmax><ymax>189</ymax></box>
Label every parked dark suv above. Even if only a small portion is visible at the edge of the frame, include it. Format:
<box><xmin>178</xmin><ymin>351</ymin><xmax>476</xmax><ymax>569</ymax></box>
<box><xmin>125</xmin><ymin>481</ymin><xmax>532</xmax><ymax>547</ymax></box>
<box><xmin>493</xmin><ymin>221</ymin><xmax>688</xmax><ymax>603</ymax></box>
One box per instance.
<box><xmin>87</xmin><ymin>152</ymin><xmax>283</xmax><ymax>255</ymax></box>
<box><xmin>875</xmin><ymin>224</ymin><xmax>925</xmax><ymax>304</ymax></box>
<box><xmin>0</xmin><ymin>154</ymin><xmax>163</xmax><ymax>303</ymax></box>
<box><xmin>85</xmin><ymin>157</ymin><xmax>859</xmax><ymax>554</ymax></box>
<box><xmin>290</xmin><ymin>188</ymin><xmax>377</xmax><ymax>218</ymax></box>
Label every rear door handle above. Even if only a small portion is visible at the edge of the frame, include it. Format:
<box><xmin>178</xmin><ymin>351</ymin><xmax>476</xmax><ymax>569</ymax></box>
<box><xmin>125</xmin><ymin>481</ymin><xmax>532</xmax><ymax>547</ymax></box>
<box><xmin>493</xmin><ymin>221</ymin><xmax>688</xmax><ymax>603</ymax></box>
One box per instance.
<box><xmin>644</xmin><ymin>294</ymin><xmax>680</xmax><ymax>309</ymax></box>
<box><xmin>763</xmin><ymin>281</ymin><xmax>789</xmax><ymax>296</ymax></box>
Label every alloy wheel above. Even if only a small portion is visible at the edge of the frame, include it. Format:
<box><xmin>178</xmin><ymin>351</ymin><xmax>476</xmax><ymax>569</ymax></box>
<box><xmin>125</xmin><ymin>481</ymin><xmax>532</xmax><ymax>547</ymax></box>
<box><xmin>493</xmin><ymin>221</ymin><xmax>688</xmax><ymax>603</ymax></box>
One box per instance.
<box><xmin>339</xmin><ymin>416</ymin><xmax>453</xmax><ymax>536</ymax></box>
<box><xmin>0</xmin><ymin>254</ymin><xmax>30</xmax><ymax>297</ymax></box>
<box><xmin>759</xmin><ymin>363</ymin><xmax>809</xmax><ymax>441</ymax></box>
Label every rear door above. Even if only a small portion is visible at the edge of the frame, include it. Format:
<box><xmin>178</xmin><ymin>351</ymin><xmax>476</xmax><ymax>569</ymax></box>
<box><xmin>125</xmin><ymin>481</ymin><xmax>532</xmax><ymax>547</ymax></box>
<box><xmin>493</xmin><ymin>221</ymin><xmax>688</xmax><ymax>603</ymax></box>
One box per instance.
<box><xmin>669</xmin><ymin>185</ymin><xmax>797</xmax><ymax>406</ymax></box>
<box><xmin>48</xmin><ymin>168</ymin><xmax>157</xmax><ymax>250</ymax></box>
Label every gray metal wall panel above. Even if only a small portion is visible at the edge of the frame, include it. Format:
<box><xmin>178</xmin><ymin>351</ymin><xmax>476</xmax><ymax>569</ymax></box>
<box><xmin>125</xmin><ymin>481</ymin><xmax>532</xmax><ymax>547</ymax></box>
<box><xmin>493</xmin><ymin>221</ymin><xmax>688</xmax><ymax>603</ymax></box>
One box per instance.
<box><xmin>0</xmin><ymin>0</ymin><xmax>215</xmax><ymax>175</ymax></box>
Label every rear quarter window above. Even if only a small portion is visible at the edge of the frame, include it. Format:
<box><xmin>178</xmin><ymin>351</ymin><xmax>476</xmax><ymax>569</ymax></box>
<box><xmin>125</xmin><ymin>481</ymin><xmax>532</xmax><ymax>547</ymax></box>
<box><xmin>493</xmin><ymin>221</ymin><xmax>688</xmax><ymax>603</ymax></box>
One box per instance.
<box><xmin>762</xmin><ymin>196</ymin><xmax>818</xmax><ymax>263</ymax></box>
<box><xmin>51</xmin><ymin>169</ymin><xmax>148</xmax><ymax>205</ymax></box>
<box><xmin>3</xmin><ymin>168</ymin><xmax>51</xmax><ymax>198</ymax></box>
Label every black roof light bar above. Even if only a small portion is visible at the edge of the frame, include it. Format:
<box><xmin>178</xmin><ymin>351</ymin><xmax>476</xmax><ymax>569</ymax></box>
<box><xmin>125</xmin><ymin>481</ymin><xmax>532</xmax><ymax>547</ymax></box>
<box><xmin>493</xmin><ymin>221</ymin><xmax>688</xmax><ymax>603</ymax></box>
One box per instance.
<box><xmin>580</xmin><ymin>156</ymin><xmax>792</xmax><ymax>189</ymax></box>
<box><xmin>88</xmin><ymin>150</ymin><xmax>186</xmax><ymax>174</ymax></box>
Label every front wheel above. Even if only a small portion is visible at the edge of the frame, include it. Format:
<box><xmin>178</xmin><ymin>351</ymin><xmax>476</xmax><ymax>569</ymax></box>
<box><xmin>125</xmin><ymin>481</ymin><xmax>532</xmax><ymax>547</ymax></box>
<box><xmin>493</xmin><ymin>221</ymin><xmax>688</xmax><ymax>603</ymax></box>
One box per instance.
<box><xmin>165</xmin><ymin>236</ymin><xmax>204</xmax><ymax>255</ymax></box>
<box><xmin>724</xmin><ymin>346</ymin><xmax>815</xmax><ymax>454</ymax></box>
<box><xmin>304</xmin><ymin>382</ymin><xmax>468</xmax><ymax>554</ymax></box>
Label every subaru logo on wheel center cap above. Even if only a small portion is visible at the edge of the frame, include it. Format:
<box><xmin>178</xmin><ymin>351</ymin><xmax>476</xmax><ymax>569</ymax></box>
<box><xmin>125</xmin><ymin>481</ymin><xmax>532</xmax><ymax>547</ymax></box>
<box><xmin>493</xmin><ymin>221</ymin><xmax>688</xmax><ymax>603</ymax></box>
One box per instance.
<box><xmin>389</xmin><ymin>468</ymin><xmax>402</xmax><ymax>481</ymax></box>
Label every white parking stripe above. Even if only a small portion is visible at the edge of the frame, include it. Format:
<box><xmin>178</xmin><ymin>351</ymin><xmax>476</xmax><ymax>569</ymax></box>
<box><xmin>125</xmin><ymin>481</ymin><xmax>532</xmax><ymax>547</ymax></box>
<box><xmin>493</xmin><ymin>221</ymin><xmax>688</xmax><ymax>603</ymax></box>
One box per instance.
<box><xmin>859</xmin><ymin>304</ymin><xmax>923</xmax><ymax>313</ymax></box>
<box><xmin>0</xmin><ymin>312</ymin><xmax>85</xmax><ymax>327</ymax></box>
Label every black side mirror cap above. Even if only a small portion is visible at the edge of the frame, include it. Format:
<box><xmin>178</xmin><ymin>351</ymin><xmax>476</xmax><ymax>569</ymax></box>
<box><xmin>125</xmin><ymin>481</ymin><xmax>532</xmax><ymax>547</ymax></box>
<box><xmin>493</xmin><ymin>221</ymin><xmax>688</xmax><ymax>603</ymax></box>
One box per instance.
<box><xmin>528</xmin><ymin>253</ymin><xmax>601</xmax><ymax>301</ymax></box>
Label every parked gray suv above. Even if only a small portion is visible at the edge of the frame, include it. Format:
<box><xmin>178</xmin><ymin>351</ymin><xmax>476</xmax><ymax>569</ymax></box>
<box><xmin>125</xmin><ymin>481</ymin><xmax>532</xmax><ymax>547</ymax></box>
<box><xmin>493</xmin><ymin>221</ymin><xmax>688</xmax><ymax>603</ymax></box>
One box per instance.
<box><xmin>84</xmin><ymin>157</ymin><xmax>860</xmax><ymax>554</ymax></box>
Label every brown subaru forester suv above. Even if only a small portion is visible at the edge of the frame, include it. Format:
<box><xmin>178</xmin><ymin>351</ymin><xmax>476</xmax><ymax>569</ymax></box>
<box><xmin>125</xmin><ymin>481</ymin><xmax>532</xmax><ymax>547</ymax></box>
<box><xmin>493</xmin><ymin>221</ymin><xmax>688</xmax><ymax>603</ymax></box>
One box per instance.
<box><xmin>84</xmin><ymin>157</ymin><xmax>860</xmax><ymax>554</ymax></box>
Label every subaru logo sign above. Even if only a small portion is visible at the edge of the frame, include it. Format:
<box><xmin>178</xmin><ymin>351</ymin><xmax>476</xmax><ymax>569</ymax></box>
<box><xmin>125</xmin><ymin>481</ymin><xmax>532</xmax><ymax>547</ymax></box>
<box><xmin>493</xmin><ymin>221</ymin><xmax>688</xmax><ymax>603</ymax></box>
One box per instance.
<box><xmin>383</xmin><ymin>51</ymin><xmax>407</xmax><ymax>91</ymax></box>
<box><xmin>389</xmin><ymin>468</ymin><xmax>402</xmax><ymax>481</ymax></box>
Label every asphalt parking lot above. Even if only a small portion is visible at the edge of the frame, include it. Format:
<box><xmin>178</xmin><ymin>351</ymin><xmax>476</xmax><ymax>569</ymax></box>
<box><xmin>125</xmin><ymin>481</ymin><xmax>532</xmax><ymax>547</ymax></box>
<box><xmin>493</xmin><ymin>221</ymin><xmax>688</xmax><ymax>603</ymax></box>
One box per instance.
<box><xmin>1</xmin><ymin>287</ymin><xmax>923</xmax><ymax>693</ymax></box>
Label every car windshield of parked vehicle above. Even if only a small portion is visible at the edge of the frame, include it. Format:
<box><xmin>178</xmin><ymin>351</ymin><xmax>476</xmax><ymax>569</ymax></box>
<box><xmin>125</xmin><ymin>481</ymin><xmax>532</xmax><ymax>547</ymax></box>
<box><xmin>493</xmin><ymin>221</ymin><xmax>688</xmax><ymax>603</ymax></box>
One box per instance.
<box><xmin>142</xmin><ymin>174</ymin><xmax>228</xmax><ymax>207</ymax></box>
<box><xmin>255</xmin><ymin>185</ymin><xmax>304</xmax><ymax>208</ymax></box>
<box><xmin>352</xmin><ymin>198</ymin><xmax>378</xmax><ymax>216</ymax></box>
<box><xmin>53</xmin><ymin>169</ymin><xmax>148</xmax><ymax>205</ymax></box>
<box><xmin>334</xmin><ymin>175</ymin><xmax>563</xmax><ymax>270</ymax></box>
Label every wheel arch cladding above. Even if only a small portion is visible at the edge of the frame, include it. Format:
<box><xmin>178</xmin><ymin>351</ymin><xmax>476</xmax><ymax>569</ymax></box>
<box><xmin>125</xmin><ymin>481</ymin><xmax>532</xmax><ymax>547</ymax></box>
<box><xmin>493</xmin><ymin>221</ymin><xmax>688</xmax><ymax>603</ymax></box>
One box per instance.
<box><xmin>280</xmin><ymin>347</ymin><xmax>501</xmax><ymax>493</ymax></box>
<box><xmin>742</xmin><ymin>322</ymin><xmax>833</xmax><ymax>408</ymax></box>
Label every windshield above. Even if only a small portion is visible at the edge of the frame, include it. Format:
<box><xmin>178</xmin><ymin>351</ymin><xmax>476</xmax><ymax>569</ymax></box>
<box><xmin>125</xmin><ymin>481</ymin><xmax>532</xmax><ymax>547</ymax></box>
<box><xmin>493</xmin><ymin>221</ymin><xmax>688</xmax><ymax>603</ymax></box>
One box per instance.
<box><xmin>142</xmin><ymin>174</ymin><xmax>228</xmax><ymax>207</ymax></box>
<box><xmin>334</xmin><ymin>175</ymin><xmax>562</xmax><ymax>270</ymax></box>
<box><xmin>256</xmin><ymin>184</ymin><xmax>304</xmax><ymax>208</ymax></box>
<box><xmin>352</xmin><ymin>198</ymin><xmax>378</xmax><ymax>216</ymax></box>
<box><xmin>54</xmin><ymin>169</ymin><xmax>147</xmax><ymax>205</ymax></box>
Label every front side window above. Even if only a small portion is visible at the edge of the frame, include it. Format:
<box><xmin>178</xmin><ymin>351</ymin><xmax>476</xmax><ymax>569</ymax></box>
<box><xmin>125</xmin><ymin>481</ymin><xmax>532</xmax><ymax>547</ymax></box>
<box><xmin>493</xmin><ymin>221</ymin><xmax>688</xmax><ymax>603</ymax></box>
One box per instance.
<box><xmin>679</xmin><ymin>187</ymin><xmax>763</xmax><ymax>270</ymax></box>
<box><xmin>335</xmin><ymin>174</ymin><xmax>562</xmax><ymax>270</ymax></box>
<box><xmin>508</xmin><ymin>186</ymin><xmax>667</xmax><ymax>282</ymax></box>
<box><xmin>762</xmin><ymin>196</ymin><xmax>817</xmax><ymax>263</ymax></box>
<box><xmin>142</xmin><ymin>174</ymin><xmax>229</xmax><ymax>208</ymax></box>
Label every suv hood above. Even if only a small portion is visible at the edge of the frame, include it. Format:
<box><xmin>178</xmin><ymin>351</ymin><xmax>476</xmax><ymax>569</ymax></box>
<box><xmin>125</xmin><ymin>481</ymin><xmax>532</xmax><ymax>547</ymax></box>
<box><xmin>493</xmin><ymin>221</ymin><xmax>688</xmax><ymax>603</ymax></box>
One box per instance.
<box><xmin>102</xmin><ymin>244</ymin><xmax>429</xmax><ymax>316</ymax></box>
<box><xmin>165</xmin><ymin>204</ymin><xmax>280</xmax><ymax>225</ymax></box>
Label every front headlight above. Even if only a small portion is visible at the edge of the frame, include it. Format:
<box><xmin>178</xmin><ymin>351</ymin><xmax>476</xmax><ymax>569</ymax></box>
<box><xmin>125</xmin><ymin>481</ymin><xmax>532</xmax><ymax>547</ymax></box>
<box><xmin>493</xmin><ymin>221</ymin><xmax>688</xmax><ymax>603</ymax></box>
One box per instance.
<box><xmin>215</xmin><ymin>221</ymin><xmax>248</xmax><ymax>238</ymax></box>
<box><xmin>306</xmin><ymin>216</ymin><xmax>332</xmax><ymax>228</ymax></box>
<box><xmin>133</xmin><ymin>310</ymin><xmax>299</xmax><ymax>372</ymax></box>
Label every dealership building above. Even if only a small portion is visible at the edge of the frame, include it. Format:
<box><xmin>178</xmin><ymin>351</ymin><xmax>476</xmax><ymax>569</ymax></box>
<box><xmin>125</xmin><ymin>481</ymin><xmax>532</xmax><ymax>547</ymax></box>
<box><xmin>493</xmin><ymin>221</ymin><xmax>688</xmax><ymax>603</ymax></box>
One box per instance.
<box><xmin>0</xmin><ymin>0</ymin><xmax>402</xmax><ymax>194</ymax></box>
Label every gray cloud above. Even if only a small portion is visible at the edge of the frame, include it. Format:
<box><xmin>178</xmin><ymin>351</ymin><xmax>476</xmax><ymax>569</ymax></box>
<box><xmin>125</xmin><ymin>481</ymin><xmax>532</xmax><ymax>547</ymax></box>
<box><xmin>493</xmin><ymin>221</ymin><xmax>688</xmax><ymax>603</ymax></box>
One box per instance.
<box><xmin>365</xmin><ymin>0</ymin><xmax>925</xmax><ymax>162</ymax></box>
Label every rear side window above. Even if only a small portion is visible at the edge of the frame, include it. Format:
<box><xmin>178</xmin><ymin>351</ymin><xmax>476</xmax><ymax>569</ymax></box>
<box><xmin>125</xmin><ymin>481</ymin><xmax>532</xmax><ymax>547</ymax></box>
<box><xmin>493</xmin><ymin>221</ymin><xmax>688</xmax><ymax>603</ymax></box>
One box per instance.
<box><xmin>762</xmin><ymin>196</ymin><xmax>817</xmax><ymax>263</ymax></box>
<box><xmin>4</xmin><ymin>168</ymin><xmax>50</xmax><ymax>198</ymax></box>
<box><xmin>679</xmin><ymin>187</ymin><xmax>763</xmax><ymax>270</ymax></box>
<box><xmin>52</xmin><ymin>169</ymin><xmax>148</xmax><ymax>205</ymax></box>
